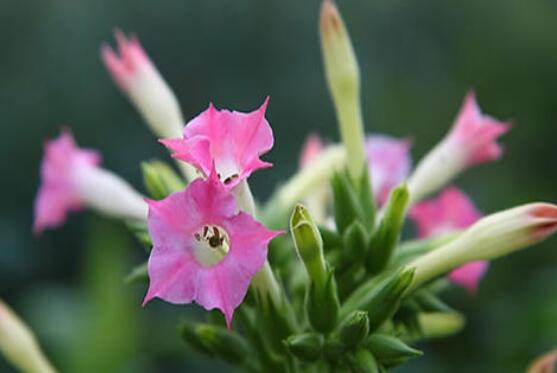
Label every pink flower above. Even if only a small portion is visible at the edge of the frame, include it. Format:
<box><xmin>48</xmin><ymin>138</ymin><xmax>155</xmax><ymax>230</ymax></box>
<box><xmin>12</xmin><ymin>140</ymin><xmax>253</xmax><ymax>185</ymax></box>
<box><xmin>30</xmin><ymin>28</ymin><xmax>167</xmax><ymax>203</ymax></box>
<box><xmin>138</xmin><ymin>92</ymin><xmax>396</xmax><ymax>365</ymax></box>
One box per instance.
<box><xmin>407</xmin><ymin>91</ymin><xmax>510</xmax><ymax>203</ymax></box>
<box><xmin>34</xmin><ymin>131</ymin><xmax>101</xmax><ymax>234</ymax></box>
<box><xmin>34</xmin><ymin>131</ymin><xmax>147</xmax><ymax>234</ymax></box>
<box><xmin>448</xmin><ymin>91</ymin><xmax>510</xmax><ymax>165</ymax></box>
<box><xmin>143</xmin><ymin>176</ymin><xmax>283</xmax><ymax>327</ymax></box>
<box><xmin>161</xmin><ymin>98</ymin><xmax>273</xmax><ymax>188</ymax></box>
<box><xmin>365</xmin><ymin>135</ymin><xmax>412</xmax><ymax>206</ymax></box>
<box><xmin>299</xmin><ymin>134</ymin><xmax>324</xmax><ymax>169</ymax></box>
<box><xmin>409</xmin><ymin>187</ymin><xmax>488</xmax><ymax>293</ymax></box>
<box><xmin>101</xmin><ymin>30</ymin><xmax>184</xmax><ymax>139</ymax></box>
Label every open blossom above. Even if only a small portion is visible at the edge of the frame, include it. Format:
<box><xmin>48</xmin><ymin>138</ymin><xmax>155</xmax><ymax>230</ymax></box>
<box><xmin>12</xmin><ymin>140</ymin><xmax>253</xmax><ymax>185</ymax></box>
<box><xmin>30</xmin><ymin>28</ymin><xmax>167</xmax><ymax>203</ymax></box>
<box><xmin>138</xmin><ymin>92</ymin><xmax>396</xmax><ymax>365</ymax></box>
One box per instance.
<box><xmin>408</xmin><ymin>91</ymin><xmax>510</xmax><ymax>203</ymax></box>
<box><xmin>143</xmin><ymin>176</ymin><xmax>282</xmax><ymax>327</ymax></box>
<box><xmin>366</xmin><ymin>135</ymin><xmax>412</xmax><ymax>206</ymax></box>
<box><xmin>101</xmin><ymin>30</ymin><xmax>184</xmax><ymax>139</ymax></box>
<box><xmin>34</xmin><ymin>131</ymin><xmax>147</xmax><ymax>233</ymax></box>
<box><xmin>409</xmin><ymin>187</ymin><xmax>488</xmax><ymax>293</ymax></box>
<box><xmin>161</xmin><ymin>99</ymin><xmax>273</xmax><ymax>189</ymax></box>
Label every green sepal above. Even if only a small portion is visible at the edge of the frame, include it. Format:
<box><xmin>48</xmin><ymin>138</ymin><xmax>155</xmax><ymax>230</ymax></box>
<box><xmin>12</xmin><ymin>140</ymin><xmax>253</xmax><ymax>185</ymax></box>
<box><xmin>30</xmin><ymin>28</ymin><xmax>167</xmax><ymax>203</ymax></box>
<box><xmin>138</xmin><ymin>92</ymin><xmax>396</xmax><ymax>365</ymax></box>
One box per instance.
<box><xmin>365</xmin><ymin>334</ymin><xmax>422</xmax><ymax>367</ymax></box>
<box><xmin>307</xmin><ymin>268</ymin><xmax>340</xmax><ymax>334</ymax></box>
<box><xmin>357</xmin><ymin>165</ymin><xmax>376</xmax><ymax>231</ymax></box>
<box><xmin>257</xmin><ymin>290</ymin><xmax>298</xmax><ymax>356</ymax></box>
<box><xmin>340</xmin><ymin>268</ymin><xmax>415</xmax><ymax>332</ymax></box>
<box><xmin>179</xmin><ymin>322</ymin><xmax>250</xmax><ymax>365</ymax></box>
<box><xmin>338</xmin><ymin>310</ymin><xmax>370</xmax><ymax>350</ymax></box>
<box><xmin>413</xmin><ymin>290</ymin><xmax>454</xmax><ymax>313</ymax></box>
<box><xmin>141</xmin><ymin>159</ymin><xmax>185</xmax><ymax>200</ymax></box>
<box><xmin>331</xmin><ymin>171</ymin><xmax>364</xmax><ymax>234</ymax></box>
<box><xmin>342</xmin><ymin>221</ymin><xmax>368</xmax><ymax>264</ymax></box>
<box><xmin>124</xmin><ymin>261</ymin><xmax>148</xmax><ymax>284</ymax></box>
<box><xmin>366</xmin><ymin>182</ymin><xmax>409</xmax><ymax>274</ymax></box>
<box><xmin>284</xmin><ymin>333</ymin><xmax>323</xmax><ymax>362</ymax></box>
<box><xmin>319</xmin><ymin>224</ymin><xmax>343</xmax><ymax>251</ymax></box>
<box><xmin>345</xmin><ymin>349</ymin><xmax>380</xmax><ymax>373</ymax></box>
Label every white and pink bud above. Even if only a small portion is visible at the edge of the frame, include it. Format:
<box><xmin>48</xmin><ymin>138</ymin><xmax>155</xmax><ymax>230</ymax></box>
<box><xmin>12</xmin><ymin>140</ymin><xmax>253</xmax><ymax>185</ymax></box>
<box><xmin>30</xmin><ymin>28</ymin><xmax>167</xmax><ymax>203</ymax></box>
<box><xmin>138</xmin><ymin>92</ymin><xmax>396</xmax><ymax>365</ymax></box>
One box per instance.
<box><xmin>408</xmin><ymin>92</ymin><xmax>510</xmax><ymax>203</ymax></box>
<box><xmin>409</xmin><ymin>202</ymin><xmax>557</xmax><ymax>289</ymax></box>
<box><xmin>101</xmin><ymin>30</ymin><xmax>184</xmax><ymax>139</ymax></box>
<box><xmin>0</xmin><ymin>300</ymin><xmax>56</xmax><ymax>373</ymax></box>
<box><xmin>34</xmin><ymin>131</ymin><xmax>147</xmax><ymax>233</ymax></box>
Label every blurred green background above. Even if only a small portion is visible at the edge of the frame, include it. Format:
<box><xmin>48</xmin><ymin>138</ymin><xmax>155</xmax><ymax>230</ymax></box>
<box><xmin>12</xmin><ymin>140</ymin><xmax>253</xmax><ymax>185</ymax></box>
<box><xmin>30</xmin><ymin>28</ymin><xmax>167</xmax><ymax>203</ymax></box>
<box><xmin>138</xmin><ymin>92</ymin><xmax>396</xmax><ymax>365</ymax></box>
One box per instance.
<box><xmin>1</xmin><ymin>0</ymin><xmax>556</xmax><ymax>372</ymax></box>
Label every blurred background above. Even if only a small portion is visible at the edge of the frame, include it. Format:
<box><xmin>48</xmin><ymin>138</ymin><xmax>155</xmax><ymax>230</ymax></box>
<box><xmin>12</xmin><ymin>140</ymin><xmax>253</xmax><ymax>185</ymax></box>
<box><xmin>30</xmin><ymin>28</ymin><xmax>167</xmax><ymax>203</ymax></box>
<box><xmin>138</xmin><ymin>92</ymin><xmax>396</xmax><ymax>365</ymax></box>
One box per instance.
<box><xmin>1</xmin><ymin>0</ymin><xmax>556</xmax><ymax>371</ymax></box>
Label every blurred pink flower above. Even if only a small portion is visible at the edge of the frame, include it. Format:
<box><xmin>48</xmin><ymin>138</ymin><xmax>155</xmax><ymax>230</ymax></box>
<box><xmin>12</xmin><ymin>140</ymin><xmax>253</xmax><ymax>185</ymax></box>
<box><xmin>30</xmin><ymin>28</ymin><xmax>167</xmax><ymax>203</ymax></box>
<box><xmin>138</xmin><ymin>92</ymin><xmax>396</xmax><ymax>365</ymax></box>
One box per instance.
<box><xmin>299</xmin><ymin>134</ymin><xmax>324</xmax><ymax>169</ymax></box>
<box><xmin>365</xmin><ymin>135</ymin><xmax>412</xmax><ymax>206</ymax></box>
<box><xmin>143</xmin><ymin>176</ymin><xmax>282</xmax><ymax>327</ymax></box>
<box><xmin>409</xmin><ymin>186</ymin><xmax>488</xmax><ymax>293</ymax></box>
<box><xmin>33</xmin><ymin>131</ymin><xmax>101</xmax><ymax>234</ymax></box>
<box><xmin>161</xmin><ymin>98</ymin><xmax>273</xmax><ymax>188</ymax></box>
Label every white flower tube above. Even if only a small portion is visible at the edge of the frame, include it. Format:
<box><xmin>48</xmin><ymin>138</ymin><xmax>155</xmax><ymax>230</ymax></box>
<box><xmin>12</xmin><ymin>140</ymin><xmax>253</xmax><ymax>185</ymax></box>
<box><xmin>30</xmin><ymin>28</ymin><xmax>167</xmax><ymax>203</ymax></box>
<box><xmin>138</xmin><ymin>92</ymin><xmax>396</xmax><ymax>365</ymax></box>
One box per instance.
<box><xmin>408</xmin><ymin>203</ymin><xmax>557</xmax><ymax>289</ymax></box>
<box><xmin>0</xmin><ymin>300</ymin><xmax>57</xmax><ymax>373</ymax></box>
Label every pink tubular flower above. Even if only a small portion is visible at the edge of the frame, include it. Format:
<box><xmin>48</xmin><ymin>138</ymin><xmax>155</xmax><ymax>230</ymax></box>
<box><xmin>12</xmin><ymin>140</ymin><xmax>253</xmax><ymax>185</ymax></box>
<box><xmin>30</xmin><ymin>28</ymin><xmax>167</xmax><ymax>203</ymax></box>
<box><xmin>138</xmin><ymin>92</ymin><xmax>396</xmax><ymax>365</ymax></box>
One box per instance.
<box><xmin>34</xmin><ymin>131</ymin><xmax>147</xmax><ymax>234</ymax></box>
<box><xmin>34</xmin><ymin>131</ymin><xmax>101</xmax><ymax>233</ymax></box>
<box><xmin>407</xmin><ymin>91</ymin><xmax>510</xmax><ymax>203</ymax></box>
<box><xmin>143</xmin><ymin>176</ymin><xmax>283</xmax><ymax>327</ymax></box>
<box><xmin>101</xmin><ymin>30</ymin><xmax>184</xmax><ymax>139</ymax></box>
<box><xmin>409</xmin><ymin>187</ymin><xmax>488</xmax><ymax>294</ymax></box>
<box><xmin>366</xmin><ymin>135</ymin><xmax>412</xmax><ymax>206</ymax></box>
<box><xmin>161</xmin><ymin>98</ymin><xmax>273</xmax><ymax>189</ymax></box>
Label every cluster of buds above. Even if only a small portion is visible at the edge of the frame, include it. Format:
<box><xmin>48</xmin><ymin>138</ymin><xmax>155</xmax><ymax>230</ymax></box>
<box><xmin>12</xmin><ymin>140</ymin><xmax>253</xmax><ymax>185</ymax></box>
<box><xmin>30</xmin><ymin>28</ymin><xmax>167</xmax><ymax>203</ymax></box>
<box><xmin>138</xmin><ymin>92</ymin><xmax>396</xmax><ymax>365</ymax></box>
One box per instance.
<box><xmin>15</xmin><ymin>0</ymin><xmax>554</xmax><ymax>372</ymax></box>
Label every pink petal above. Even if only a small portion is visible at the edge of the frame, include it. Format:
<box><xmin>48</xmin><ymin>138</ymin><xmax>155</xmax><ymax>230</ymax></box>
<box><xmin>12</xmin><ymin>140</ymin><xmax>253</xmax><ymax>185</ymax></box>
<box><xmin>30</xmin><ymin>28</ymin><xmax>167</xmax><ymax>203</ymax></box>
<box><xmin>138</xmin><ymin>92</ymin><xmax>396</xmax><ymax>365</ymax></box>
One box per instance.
<box><xmin>144</xmin><ymin>177</ymin><xmax>283</xmax><ymax>327</ymax></box>
<box><xmin>33</xmin><ymin>130</ymin><xmax>101</xmax><ymax>234</ymax></box>
<box><xmin>409</xmin><ymin>186</ymin><xmax>481</xmax><ymax>238</ymax></box>
<box><xmin>365</xmin><ymin>135</ymin><xmax>412</xmax><ymax>206</ymax></box>
<box><xmin>299</xmin><ymin>134</ymin><xmax>324</xmax><ymax>169</ymax></box>
<box><xmin>162</xmin><ymin>98</ymin><xmax>274</xmax><ymax>188</ymax></box>
<box><xmin>447</xmin><ymin>261</ymin><xmax>489</xmax><ymax>294</ymax></box>
<box><xmin>449</xmin><ymin>91</ymin><xmax>511</xmax><ymax>166</ymax></box>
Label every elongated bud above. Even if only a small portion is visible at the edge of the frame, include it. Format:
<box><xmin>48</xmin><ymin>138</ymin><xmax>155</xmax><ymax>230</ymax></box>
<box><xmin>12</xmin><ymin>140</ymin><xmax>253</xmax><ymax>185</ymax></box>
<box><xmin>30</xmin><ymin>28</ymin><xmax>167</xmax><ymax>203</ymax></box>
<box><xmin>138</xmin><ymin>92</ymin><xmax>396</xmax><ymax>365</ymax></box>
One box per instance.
<box><xmin>409</xmin><ymin>203</ymin><xmax>557</xmax><ymax>289</ymax></box>
<box><xmin>307</xmin><ymin>269</ymin><xmax>341</xmax><ymax>333</ymax></box>
<box><xmin>346</xmin><ymin>349</ymin><xmax>380</xmax><ymax>373</ymax></box>
<box><xmin>0</xmin><ymin>300</ymin><xmax>57</xmax><ymax>373</ymax></box>
<box><xmin>341</xmin><ymin>268</ymin><xmax>415</xmax><ymax>331</ymax></box>
<box><xmin>320</xmin><ymin>0</ymin><xmax>367</xmax><ymax>182</ymax></box>
<box><xmin>179</xmin><ymin>322</ymin><xmax>250</xmax><ymax>365</ymax></box>
<box><xmin>366</xmin><ymin>183</ymin><xmax>410</xmax><ymax>274</ymax></box>
<box><xmin>339</xmin><ymin>311</ymin><xmax>370</xmax><ymax>350</ymax></box>
<box><xmin>291</xmin><ymin>204</ymin><xmax>327</xmax><ymax>288</ymax></box>
<box><xmin>407</xmin><ymin>312</ymin><xmax>466</xmax><ymax>341</ymax></box>
<box><xmin>366</xmin><ymin>334</ymin><xmax>422</xmax><ymax>367</ymax></box>
<box><xmin>102</xmin><ymin>31</ymin><xmax>184</xmax><ymax>140</ymax></box>
<box><xmin>284</xmin><ymin>333</ymin><xmax>323</xmax><ymax>362</ymax></box>
<box><xmin>141</xmin><ymin>160</ymin><xmax>185</xmax><ymax>200</ymax></box>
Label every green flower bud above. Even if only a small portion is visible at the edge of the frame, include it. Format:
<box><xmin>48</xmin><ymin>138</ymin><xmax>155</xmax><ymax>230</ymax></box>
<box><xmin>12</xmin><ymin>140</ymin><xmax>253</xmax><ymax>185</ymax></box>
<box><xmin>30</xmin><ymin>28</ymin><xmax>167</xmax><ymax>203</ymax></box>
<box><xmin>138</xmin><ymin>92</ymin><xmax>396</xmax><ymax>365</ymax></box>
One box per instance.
<box><xmin>339</xmin><ymin>311</ymin><xmax>370</xmax><ymax>350</ymax></box>
<box><xmin>342</xmin><ymin>221</ymin><xmax>368</xmax><ymax>264</ymax></box>
<box><xmin>320</xmin><ymin>0</ymin><xmax>366</xmax><ymax>182</ymax></box>
<box><xmin>179</xmin><ymin>322</ymin><xmax>250</xmax><ymax>365</ymax></box>
<box><xmin>366</xmin><ymin>334</ymin><xmax>422</xmax><ymax>367</ymax></box>
<box><xmin>141</xmin><ymin>160</ymin><xmax>185</xmax><ymax>200</ymax></box>
<box><xmin>284</xmin><ymin>333</ymin><xmax>323</xmax><ymax>362</ymax></box>
<box><xmin>346</xmin><ymin>348</ymin><xmax>380</xmax><ymax>373</ymax></box>
<box><xmin>366</xmin><ymin>183</ymin><xmax>409</xmax><ymax>274</ymax></box>
<box><xmin>331</xmin><ymin>171</ymin><xmax>364</xmax><ymax>234</ymax></box>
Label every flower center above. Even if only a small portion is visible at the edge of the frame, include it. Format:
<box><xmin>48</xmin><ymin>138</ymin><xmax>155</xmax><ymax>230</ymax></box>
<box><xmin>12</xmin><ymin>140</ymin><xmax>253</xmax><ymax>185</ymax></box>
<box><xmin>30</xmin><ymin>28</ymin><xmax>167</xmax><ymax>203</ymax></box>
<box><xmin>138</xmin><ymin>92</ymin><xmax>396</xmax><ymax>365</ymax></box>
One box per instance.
<box><xmin>193</xmin><ymin>224</ymin><xmax>230</xmax><ymax>267</ymax></box>
<box><xmin>214</xmin><ymin>157</ymin><xmax>240</xmax><ymax>185</ymax></box>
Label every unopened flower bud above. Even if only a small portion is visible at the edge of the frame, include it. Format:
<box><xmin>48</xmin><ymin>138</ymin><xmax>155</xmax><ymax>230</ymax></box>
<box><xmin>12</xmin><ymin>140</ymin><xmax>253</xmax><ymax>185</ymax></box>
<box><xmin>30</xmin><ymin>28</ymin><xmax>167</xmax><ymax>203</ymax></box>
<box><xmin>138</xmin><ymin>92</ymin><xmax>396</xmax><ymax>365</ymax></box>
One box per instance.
<box><xmin>407</xmin><ymin>92</ymin><xmax>510</xmax><ymax>203</ymax></box>
<box><xmin>338</xmin><ymin>311</ymin><xmax>370</xmax><ymax>350</ymax></box>
<box><xmin>320</xmin><ymin>0</ymin><xmax>367</xmax><ymax>182</ymax></box>
<box><xmin>346</xmin><ymin>348</ymin><xmax>380</xmax><ymax>373</ymax></box>
<box><xmin>366</xmin><ymin>183</ymin><xmax>410</xmax><ymax>274</ymax></box>
<box><xmin>0</xmin><ymin>300</ymin><xmax>57</xmax><ymax>373</ymax></box>
<box><xmin>365</xmin><ymin>334</ymin><xmax>422</xmax><ymax>367</ymax></box>
<box><xmin>409</xmin><ymin>203</ymin><xmax>557</xmax><ymax>289</ymax></box>
<box><xmin>284</xmin><ymin>333</ymin><xmax>323</xmax><ymax>362</ymax></box>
